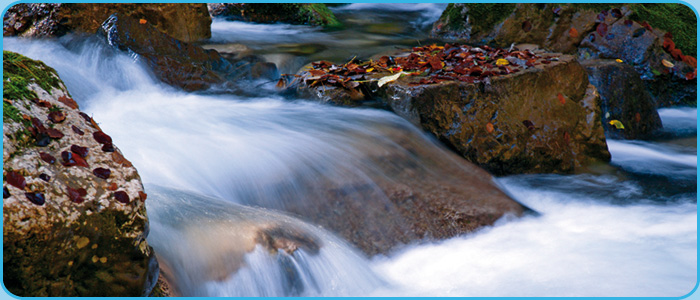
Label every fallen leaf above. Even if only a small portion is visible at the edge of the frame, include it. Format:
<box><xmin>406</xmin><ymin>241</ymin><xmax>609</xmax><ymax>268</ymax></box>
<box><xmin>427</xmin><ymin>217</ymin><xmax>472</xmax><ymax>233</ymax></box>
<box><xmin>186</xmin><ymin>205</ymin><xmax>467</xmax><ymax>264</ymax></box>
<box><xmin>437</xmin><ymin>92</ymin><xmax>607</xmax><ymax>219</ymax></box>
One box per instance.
<box><xmin>377</xmin><ymin>72</ymin><xmax>406</xmax><ymax>87</ymax></box>
<box><xmin>57</xmin><ymin>96</ymin><xmax>78</xmax><ymax>109</ymax></box>
<box><xmin>522</xmin><ymin>120</ymin><xmax>535</xmax><ymax>131</ymax></box>
<box><xmin>596</xmin><ymin>23</ymin><xmax>608</xmax><ymax>36</ymax></box>
<box><xmin>6</xmin><ymin>170</ymin><xmax>26</xmax><ymax>190</ymax></box>
<box><xmin>609</xmin><ymin>119</ymin><xmax>625</xmax><ymax>129</ymax></box>
<box><xmin>611</xmin><ymin>8</ymin><xmax>622</xmax><ymax>18</ymax></box>
<box><xmin>486</xmin><ymin>122</ymin><xmax>494</xmax><ymax>133</ymax></box>
<box><xmin>495</xmin><ymin>59</ymin><xmax>509</xmax><ymax>66</ymax></box>
<box><xmin>569</xmin><ymin>27</ymin><xmax>579</xmax><ymax>38</ymax></box>
<box><xmin>522</xmin><ymin>20</ymin><xmax>532</xmax><ymax>32</ymax></box>
<box><xmin>139</xmin><ymin>19</ymin><xmax>147</xmax><ymax>24</ymax></box>
<box><xmin>685</xmin><ymin>70</ymin><xmax>697</xmax><ymax>80</ymax></box>
<box><xmin>616</xmin><ymin>59</ymin><xmax>623</xmax><ymax>63</ymax></box>
<box><xmin>557</xmin><ymin>93</ymin><xmax>566</xmax><ymax>105</ymax></box>
<box><xmin>662</xmin><ymin>59</ymin><xmax>674</xmax><ymax>68</ymax></box>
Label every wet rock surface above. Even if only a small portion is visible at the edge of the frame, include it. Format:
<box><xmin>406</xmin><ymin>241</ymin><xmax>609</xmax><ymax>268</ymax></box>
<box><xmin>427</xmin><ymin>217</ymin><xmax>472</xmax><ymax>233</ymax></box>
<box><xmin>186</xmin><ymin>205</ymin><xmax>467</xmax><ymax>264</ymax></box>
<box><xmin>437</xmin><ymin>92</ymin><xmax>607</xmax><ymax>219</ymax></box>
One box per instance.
<box><xmin>430</xmin><ymin>4</ymin><xmax>697</xmax><ymax>107</ymax></box>
<box><xmin>294</xmin><ymin>45</ymin><xmax>611</xmax><ymax>175</ymax></box>
<box><xmin>96</xmin><ymin>13</ymin><xmax>276</xmax><ymax>92</ymax></box>
<box><xmin>2</xmin><ymin>51</ymin><xmax>156</xmax><ymax>296</ymax></box>
<box><xmin>3</xmin><ymin>3</ymin><xmax>211</xmax><ymax>42</ymax></box>
<box><xmin>583</xmin><ymin>59</ymin><xmax>663</xmax><ymax>139</ymax></box>
<box><xmin>208</xmin><ymin>3</ymin><xmax>341</xmax><ymax>28</ymax></box>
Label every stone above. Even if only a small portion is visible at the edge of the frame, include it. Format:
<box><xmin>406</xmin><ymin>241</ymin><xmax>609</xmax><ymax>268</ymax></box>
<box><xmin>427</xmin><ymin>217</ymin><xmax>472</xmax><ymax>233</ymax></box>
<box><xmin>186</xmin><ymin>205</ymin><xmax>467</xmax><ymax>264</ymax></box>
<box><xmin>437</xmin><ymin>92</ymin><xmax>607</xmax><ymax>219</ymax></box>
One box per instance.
<box><xmin>296</xmin><ymin>50</ymin><xmax>611</xmax><ymax>175</ymax></box>
<box><xmin>208</xmin><ymin>3</ymin><xmax>341</xmax><ymax>28</ymax></box>
<box><xmin>3</xmin><ymin>51</ymin><xmax>157</xmax><ymax>297</ymax></box>
<box><xmin>582</xmin><ymin>59</ymin><xmax>663</xmax><ymax>139</ymax></box>
<box><xmin>96</xmin><ymin>13</ymin><xmax>276</xmax><ymax>92</ymax></box>
<box><xmin>3</xmin><ymin>3</ymin><xmax>211</xmax><ymax>42</ymax></box>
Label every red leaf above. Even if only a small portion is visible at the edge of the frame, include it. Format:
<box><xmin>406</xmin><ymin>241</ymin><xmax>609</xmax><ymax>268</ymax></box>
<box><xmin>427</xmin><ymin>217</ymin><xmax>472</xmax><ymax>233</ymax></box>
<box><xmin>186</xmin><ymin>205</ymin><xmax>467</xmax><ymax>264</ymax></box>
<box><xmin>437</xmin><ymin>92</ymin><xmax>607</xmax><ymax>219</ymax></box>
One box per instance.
<box><xmin>596</xmin><ymin>23</ymin><xmax>608</xmax><ymax>36</ymax></box>
<box><xmin>66</xmin><ymin>186</ymin><xmax>87</xmax><ymax>203</ymax></box>
<box><xmin>70</xmin><ymin>145</ymin><xmax>89</xmax><ymax>158</ymax></box>
<box><xmin>71</xmin><ymin>125</ymin><xmax>84</xmax><ymax>135</ymax></box>
<box><xmin>114</xmin><ymin>191</ymin><xmax>130</xmax><ymax>204</ymax></box>
<box><xmin>93</xmin><ymin>167</ymin><xmax>111</xmax><ymax>179</ymax></box>
<box><xmin>93</xmin><ymin>131</ymin><xmax>112</xmax><ymax>144</ymax></box>
<box><xmin>138</xmin><ymin>191</ymin><xmax>148</xmax><ymax>202</ymax></box>
<box><xmin>685</xmin><ymin>70</ymin><xmax>697</xmax><ymax>80</ymax></box>
<box><xmin>557</xmin><ymin>93</ymin><xmax>566</xmax><ymax>104</ymax></box>
<box><xmin>6</xmin><ymin>171</ymin><xmax>26</xmax><ymax>190</ymax></box>
<box><xmin>39</xmin><ymin>152</ymin><xmax>56</xmax><ymax>164</ymax></box>
<box><xmin>61</xmin><ymin>151</ymin><xmax>89</xmax><ymax>168</ymax></box>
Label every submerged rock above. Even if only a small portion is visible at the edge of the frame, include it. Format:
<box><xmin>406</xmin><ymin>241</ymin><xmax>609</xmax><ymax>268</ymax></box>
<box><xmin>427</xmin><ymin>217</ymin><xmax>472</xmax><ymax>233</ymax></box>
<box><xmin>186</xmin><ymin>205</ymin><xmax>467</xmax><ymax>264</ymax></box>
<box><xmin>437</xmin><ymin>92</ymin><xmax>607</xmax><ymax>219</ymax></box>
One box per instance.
<box><xmin>96</xmin><ymin>13</ymin><xmax>276</xmax><ymax>92</ymax></box>
<box><xmin>208</xmin><ymin>3</ymin><xmax>341</xmax><ymax>28</ymax></box>
<box><xmin>583</xmin><ymin>59</ymin><xmax>663</xmax><ymax>139</ymax></box>
<box><xmin>3</xmin><ymin>3</ymin><xmax>211</xmax><ymax>42</ymax></box>
<box><xmin>2</xmin><ymin>51</ymin><xmax>157</xmax><ymax>296</ymax></box>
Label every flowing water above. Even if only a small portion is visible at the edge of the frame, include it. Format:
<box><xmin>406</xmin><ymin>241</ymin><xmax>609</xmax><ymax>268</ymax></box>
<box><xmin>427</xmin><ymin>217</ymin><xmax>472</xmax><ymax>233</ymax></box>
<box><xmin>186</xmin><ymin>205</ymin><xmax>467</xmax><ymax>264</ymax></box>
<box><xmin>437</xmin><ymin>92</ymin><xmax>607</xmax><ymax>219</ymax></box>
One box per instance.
<box><xmin>3</xmin><ymin>3</ymin><xmax>696</xmax><ymax>297</ymax></box>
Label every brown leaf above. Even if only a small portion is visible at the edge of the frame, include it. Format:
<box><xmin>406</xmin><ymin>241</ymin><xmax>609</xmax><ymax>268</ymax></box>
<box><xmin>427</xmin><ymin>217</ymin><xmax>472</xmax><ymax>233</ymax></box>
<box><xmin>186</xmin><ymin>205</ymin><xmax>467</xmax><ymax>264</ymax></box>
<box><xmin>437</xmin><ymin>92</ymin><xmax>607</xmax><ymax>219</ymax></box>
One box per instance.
<box><xmin>40</xmin><ymin>152</ymin><xmax>56</xmax><ymax>164</ymax></box>
<box><xmin>108</xmin><ymin>182</ymin><xmax>118</xmax><ymax>191</ymax></box>
<box><xmin>6</xmin><ymin>170</ymin><xmax>26</xmax><ymax>190</ymax></box>
<box><xmin>522</xmin><ymin>20</ymin><xmax>532</xmax><ymax>32</ymax></box>
<box><xmin>114</xmin><ymin>191</ymin><xmax>130</xmax><ymax>204</ymax></box>
<box><xmin>112</xmin><ymin>151</ymin><xmax>133</xmax><ymax>167</ymax></box>
<box><xmin>48</xmin><ymin>111</ymin><xmax>66</xmax><ymax>123</ymax></box>
<box><xmin>46</xmin><ymin>128</ymin><xmax>64</xmax><ymax>139</ymax></box>
<box><xmin>486</xmin><ymin>122</ymin><xmax>494</xmax><ymax>133</ymax></box>
<box><xmin>58</xmin><ymin>96</ymin><xmax>79</xmax><ymax>109</ymax></box>
<box><xmin>308</xmin><ymin>69</ymin><xmax>325</xmax><ymax>77</ymax></box>
<box><xmin>138</xmin><ymin>191</ymin><xmax>148</xmax><ymax>202</ymax></box>
<box><xmin>568</xmin><ymin>27</ymin><xmax>579</xmax><ymax>38</ymax></box>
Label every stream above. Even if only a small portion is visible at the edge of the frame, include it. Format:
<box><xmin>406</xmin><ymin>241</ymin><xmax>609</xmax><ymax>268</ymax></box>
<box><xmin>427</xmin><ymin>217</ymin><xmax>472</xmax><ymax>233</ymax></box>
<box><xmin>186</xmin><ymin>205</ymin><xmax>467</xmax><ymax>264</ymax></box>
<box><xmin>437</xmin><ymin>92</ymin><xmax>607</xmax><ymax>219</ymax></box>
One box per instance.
<box><xmin>3</xmin><ymin>3</ymin><xmax>696</xmax><ymax>297</ymax></box>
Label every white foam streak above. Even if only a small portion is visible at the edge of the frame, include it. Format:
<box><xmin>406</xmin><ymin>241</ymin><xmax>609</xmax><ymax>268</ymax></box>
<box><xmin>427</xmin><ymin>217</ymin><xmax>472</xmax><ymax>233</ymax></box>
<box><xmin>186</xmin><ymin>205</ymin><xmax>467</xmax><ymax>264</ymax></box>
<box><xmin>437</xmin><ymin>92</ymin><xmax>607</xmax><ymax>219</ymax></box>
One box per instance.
<box><xmin>371</xmin><ymin>183</ymin><xmax>697</xmax><ymax>297</ymax></box>
<box><xmin>607</xmin><ymin>140</ymin><xmax>697</xmax><ymax>177</ymax></box>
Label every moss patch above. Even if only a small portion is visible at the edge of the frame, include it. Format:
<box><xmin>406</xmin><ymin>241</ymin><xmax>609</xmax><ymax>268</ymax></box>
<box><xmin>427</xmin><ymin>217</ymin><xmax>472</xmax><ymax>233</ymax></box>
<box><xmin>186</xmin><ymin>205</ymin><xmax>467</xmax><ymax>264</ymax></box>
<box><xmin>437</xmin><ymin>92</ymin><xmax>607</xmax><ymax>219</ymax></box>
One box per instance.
<box><xmin>629</xmin><ymin>3</ymin><xmax>696</xmax><ymax>57</ymax></box>
<box><xmin>442</xmin><ymin>4</ymin><xmax>516</xmax><ymax>34</ymax></box>
<box><xmin>3</xmin><ymin>101</ymin><xmax>22</xmax><ymax>123</ymax></box>
<box><xmin>3</xmin><ymin>51</ymin><xmax>62</xmax><ymax>102</ymax></box>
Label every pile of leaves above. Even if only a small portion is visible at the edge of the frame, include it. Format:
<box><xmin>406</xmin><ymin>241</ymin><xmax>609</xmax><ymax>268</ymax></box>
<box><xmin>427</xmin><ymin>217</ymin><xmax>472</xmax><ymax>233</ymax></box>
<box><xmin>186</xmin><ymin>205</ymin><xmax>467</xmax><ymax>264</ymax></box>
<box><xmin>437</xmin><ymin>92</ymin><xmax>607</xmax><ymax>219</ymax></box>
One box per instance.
<box><xmin>286</xmin><ymin>43</ymin><xmax>559</xmax><ymax>91</ymax></box>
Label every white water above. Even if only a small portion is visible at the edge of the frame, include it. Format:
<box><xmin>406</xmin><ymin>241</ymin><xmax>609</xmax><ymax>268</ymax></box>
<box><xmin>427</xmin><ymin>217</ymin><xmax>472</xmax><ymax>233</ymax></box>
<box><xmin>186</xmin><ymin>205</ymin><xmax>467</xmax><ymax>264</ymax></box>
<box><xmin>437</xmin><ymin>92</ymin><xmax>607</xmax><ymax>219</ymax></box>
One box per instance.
<box><xmin>4</xmin><ymin>23</ymin><xmax>697</xmax><ymax>298</ymax></box>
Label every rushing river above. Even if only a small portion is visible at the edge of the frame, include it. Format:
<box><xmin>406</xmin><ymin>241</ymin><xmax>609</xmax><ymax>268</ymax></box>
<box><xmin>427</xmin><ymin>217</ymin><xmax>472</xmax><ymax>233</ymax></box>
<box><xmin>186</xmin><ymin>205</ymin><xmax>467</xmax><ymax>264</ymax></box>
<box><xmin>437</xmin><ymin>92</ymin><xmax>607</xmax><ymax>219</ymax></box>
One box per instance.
<box><xmin>3</xmin><ymin>3</ymin><xmax>696</xmax><ymax>297</ymax></box>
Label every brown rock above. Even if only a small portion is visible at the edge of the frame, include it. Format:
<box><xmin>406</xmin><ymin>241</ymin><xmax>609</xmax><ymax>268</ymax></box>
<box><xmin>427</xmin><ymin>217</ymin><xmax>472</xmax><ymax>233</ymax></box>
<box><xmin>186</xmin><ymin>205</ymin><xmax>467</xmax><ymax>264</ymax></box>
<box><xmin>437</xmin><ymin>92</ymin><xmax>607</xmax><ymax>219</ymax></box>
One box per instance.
<box><xmin>3</xmin><ymin>52</ymin><xmax>157</xmax><ymax>297</ymax></box>
<box><xmin>3</xmin><ymin>3</ymin><xmax>211</xmax><ymax>42</ymax></box>
<box><xmin>582</xmin><ymin>59</ymin><xmax>663</xmax><ymax>139</ymax></box>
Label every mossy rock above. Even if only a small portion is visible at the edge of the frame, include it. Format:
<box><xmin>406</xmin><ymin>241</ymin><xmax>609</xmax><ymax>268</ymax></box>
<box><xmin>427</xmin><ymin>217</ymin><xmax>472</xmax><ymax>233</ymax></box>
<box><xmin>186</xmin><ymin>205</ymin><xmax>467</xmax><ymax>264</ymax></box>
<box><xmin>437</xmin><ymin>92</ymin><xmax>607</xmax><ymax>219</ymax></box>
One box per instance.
<box><xmin>209</xmin><ymin>3</ymin><xmax>341</xmax><ymax>28</ymax></box>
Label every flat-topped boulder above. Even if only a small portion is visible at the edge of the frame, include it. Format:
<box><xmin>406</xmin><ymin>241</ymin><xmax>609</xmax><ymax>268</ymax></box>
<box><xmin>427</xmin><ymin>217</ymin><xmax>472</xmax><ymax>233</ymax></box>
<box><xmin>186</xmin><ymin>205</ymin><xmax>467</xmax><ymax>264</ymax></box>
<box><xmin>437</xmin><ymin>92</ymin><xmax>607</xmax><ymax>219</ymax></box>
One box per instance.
<box><xmin>3</xmin><ymin>51</ymin><xmax>157</xmax><ymax>296</ymax></box>
<box><xmin>293</xmin><ymin>44</ymin><xmax>611</xmax><ymax>175</ymax></box>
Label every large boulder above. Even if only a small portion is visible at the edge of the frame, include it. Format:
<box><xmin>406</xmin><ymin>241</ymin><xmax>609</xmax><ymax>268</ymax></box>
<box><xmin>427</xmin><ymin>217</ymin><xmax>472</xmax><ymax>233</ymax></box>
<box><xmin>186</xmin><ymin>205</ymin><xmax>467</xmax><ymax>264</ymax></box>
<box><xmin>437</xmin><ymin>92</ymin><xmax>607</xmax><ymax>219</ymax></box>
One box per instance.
<box><xmin>582</xmin><ymin>60</ymin><xmax>663</xmax><ymax>139</ymax></box>
<box><xmin>293</xmin><ymin>44</ymin><xmax>611</xmax><ymax>175</ymax></box>
<box><xmin>208</xmin><ymin>3</ymin><xmax>341</xmax><ymax>28</ymax></box>
<box><xmin>430</xmin><ymin>3</ymin><xmax>697</xmax><ymax>107</ymax></box>
<box><xmin>3</xmin><ymin>3</ymin><xmax>211</xmax><ymax>42</ymax></box>
<box><xmin>96</xmin><ymin>13</ymin><xmax>276</xmax><ymax>92</ymax></box>
<box><xmin>2</xmin><ymin>51</ymin><xmax>157</xmax><ymax>296</ymax></box>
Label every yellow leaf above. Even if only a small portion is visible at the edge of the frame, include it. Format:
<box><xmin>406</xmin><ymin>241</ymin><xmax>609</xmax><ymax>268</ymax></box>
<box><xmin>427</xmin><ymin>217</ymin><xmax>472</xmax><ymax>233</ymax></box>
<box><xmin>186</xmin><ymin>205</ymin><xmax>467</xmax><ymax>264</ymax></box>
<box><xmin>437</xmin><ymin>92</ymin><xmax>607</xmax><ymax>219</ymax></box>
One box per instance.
<box><xmin>496</xmin><ymin>59</ymin><xmax>509</xmax><ymax>66</ymax></box>
<box><xmin>662</xmin><ymin>59</ymin><xmax>674</xmax><ymax>68</ymax></box>
<box><xmin>366</xmin><ymin>67</ymin><xmax>374</xmax><ymax>72</ymax></box>
<box><xmin>616</xmin><ymin>59</ymin><xmax>623</xmax><ymax>63</ymax></box>
<box><xmin>609</xmin><ymin>120</ymin><xmax>625</xmax><ymax>129</ymax></box>
<box><xmin>377</xmin><ymin>72</ymin><xmax>407</xmax><ymax>87</ymax></box>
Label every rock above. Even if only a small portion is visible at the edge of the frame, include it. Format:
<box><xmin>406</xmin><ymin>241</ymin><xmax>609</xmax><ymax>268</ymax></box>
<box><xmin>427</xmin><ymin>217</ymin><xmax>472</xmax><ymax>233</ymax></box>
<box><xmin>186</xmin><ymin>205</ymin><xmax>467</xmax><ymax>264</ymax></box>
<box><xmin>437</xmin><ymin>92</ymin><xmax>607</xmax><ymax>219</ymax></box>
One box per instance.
<box><xmin>431</xmin><ymin>4</ymin><xmax>697</xmax><ymax>107</ymax></box>
<box><xmin>208</xmin><ymin>3</ymin><xmax>341</xmax><ymax>28</ymax></box>
<box><xmin>582</xmin><ymin>59</ymin><xmax>663</xmax><ymax>139</ymax></box>
<box><xmin>294</xmin><ymin>45</ymin><xmax>611</xmax><ymax>175</ymax></box>
<box><xmin>3</xmin><ymin>3</ymin><xmax>211</xmax><ymax>42</ymax></box>
<box><xmin>96</xmin><ymin>13</ymin><xmax>275</xmax><ymax>92</ymax></box>
<box><xmin>2</xmin><ymin>51</ymin><xmax>157</xmax><ymax>296</ymax></box>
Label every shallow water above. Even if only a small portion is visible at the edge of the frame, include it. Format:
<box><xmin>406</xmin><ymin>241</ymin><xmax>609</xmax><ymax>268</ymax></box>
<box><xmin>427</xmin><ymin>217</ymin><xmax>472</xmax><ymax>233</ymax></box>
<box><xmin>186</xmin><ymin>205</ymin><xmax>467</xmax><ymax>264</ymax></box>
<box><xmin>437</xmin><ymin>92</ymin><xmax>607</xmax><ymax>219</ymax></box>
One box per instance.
<box><xmin>3</xmin><ymin>3</ymin><xmax>696</xmax><ymax>297</ymax></box>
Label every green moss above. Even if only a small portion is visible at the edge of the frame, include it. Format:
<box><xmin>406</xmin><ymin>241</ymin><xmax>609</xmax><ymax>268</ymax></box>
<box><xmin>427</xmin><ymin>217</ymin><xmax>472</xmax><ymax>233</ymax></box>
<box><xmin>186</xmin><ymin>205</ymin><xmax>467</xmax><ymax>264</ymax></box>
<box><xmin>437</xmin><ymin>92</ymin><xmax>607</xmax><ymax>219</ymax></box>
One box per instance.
<box><xmin>629</xmin><ymin>3</ymin><xmax>696</xmax><ymax>56</ymax></box>
<box><xmin>3</xmin><ymin>51</ymin><xmax>62</xmax><ymax>102</ymax></box>
<box><xmin>443</xmin><ymin>4</ymin><xmax>516</xmax><ymax>34</ymax></box>
<box><xmin>304</xmin><ymin>3</ymin><xmax>342</xmax><ymax>28</ymax></box>
<box><xmin>3</xmin><ymin>101</ymin><xmax>22</xmax><ymax>123</ymax></box>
